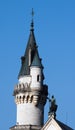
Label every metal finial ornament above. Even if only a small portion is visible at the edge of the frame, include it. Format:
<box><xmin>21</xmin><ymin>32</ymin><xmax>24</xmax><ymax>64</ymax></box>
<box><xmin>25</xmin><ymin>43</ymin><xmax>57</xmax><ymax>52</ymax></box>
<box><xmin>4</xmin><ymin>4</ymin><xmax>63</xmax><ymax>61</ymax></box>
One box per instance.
<box><xmin>31</xmin><ymin>8</ymin><xmax>34</xmax><ymax>19</ymax></box>
<box><xmin>30</xmin><ymin>8</ymin><xmax>34</xmax><ymax>31</ymax></box>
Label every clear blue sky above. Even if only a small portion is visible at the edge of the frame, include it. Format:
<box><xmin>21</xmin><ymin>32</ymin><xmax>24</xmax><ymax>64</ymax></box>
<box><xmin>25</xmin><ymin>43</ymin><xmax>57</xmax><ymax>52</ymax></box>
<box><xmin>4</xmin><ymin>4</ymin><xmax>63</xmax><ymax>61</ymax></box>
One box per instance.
<box><xmin>0</xmin><ymin>0</ymin><xmax>75</xmax><ymax>129</ymax></box>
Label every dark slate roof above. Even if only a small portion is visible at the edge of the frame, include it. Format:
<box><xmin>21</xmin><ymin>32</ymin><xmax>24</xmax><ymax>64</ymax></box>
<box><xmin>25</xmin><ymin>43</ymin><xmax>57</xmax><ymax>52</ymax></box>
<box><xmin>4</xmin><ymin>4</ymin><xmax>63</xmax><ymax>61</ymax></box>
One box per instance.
<box><xmin>18</xmin><ymin>21</ymin><xmax>43</xmax><ymax>78</ymax></box>
<box><xmin>56</xmin><ymin>120</ymin><xmax>73</xmax><ymax>130</ymax></box>
<box><xmin>31</xmin><ymin>51</ymin><xmax>43</xmax><ymax>68</ymax></box>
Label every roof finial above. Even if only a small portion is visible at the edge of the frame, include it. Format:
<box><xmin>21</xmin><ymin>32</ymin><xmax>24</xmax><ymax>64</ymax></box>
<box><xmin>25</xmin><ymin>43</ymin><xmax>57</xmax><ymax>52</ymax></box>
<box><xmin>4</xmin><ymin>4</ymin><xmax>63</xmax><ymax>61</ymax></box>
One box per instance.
<box><xmin>30</xmin><ymin>8</ymin><xmax>34</xmax><ymax>31</ymax></box>
<box><xmin>31</xmin><ymin>8</ymin><xmax>34</xmax><ymax>20</ymax></box>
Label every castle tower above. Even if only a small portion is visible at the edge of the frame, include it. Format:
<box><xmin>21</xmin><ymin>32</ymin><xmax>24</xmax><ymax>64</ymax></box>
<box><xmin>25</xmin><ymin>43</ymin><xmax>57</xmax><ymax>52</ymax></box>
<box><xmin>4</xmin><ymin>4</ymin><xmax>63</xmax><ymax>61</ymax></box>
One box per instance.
<box><xmin>10</xmin><ymin>18</ymin><xmax>48</xmax><ymax>130</ymax></box>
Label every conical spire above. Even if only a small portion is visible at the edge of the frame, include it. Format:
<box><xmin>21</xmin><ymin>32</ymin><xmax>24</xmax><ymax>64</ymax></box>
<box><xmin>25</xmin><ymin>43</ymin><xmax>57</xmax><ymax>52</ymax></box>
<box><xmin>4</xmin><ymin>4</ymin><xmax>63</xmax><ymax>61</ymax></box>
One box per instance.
<box><xmin>18</xmin><ymin>13</ymin><xmax>43</xmax><ymax>79</ymax></box>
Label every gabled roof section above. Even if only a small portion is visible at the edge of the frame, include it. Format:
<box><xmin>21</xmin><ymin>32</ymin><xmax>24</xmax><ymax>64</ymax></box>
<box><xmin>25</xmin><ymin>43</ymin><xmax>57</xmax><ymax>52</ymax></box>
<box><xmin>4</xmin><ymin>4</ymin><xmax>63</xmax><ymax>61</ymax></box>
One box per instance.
<box><xmin>41</xmin><ymin>116</ymin><xmax>73</xmax><ymax>130</ymax></box>
<box><xmin>41</xmin><ymin>116</ymin><xmax>62</xmax><ymax>130</ymax></box>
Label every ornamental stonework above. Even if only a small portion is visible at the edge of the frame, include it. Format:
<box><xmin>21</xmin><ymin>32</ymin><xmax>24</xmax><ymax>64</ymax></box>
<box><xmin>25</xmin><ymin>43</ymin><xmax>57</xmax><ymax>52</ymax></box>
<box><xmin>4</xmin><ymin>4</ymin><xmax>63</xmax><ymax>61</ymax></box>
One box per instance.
<box><xmin>14</xmin><ymin>83</ymin><xmax>48</xmax><ymax>106</ymax></box>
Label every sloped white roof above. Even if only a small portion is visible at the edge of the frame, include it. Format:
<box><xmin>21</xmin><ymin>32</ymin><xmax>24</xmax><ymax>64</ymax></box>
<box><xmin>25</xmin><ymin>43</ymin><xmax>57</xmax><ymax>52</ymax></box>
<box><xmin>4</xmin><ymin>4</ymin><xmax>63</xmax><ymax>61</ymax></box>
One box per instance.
<box><xmin>41</xmin><ymin>116</ymin><xmax>73</xmax><ymax>130</ymax></box>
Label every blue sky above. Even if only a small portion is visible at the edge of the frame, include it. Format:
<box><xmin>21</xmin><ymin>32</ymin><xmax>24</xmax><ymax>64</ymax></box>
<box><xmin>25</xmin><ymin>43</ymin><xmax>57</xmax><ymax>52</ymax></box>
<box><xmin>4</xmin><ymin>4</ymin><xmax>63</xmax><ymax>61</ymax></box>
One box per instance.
<box><xmin>0</xmin><ymin>0</ymin><xmax>75</xmax><ymax>129</ymax></box>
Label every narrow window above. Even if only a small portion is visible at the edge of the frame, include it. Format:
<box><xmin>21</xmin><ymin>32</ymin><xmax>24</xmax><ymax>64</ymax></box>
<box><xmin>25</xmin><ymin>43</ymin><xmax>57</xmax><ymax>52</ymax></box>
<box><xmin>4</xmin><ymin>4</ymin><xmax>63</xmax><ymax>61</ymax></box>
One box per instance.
<box><xmin>37</xmin><ymin>75</ymin><xmax>40</xmax><ymax>82</ymax></box>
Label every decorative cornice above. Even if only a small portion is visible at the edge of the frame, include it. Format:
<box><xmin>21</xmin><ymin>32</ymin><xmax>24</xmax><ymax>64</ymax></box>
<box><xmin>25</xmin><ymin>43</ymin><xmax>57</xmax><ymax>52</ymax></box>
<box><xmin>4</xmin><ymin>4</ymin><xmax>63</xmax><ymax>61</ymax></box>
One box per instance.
<box><xmin>15</xmin><ymin>92</ymin><xmax>47</xmax><ymax>106</ymax></box>
<box><xmin>14</xmin><ymin>83</ymin><xmax>48</xmax><ymax>106</ymax></box>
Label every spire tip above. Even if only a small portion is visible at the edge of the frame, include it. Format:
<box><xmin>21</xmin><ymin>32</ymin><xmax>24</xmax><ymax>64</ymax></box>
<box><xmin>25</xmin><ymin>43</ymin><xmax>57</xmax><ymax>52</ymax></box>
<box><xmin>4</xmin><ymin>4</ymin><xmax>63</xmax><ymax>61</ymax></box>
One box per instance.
<box><xmin>31</xmin><ymin>8</ymin><xmax>34</xmax><ymax>19</ymax></box>
<box><xmin>30</xmin><ymin>8</ymin><xmax>34</xmax><ymax>31</ymax></box>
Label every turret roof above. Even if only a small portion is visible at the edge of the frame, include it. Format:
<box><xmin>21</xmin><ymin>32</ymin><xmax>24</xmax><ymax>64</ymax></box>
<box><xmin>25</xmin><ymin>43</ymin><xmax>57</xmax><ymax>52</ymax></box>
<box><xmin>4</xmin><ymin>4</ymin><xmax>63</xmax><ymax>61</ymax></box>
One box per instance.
<box><xmin>18</xmin><ymin>21</ymin><xmax>43</xmax><ymax>78</ymax></box>
<box><xmin>31</xmin><ymin>51</ymin><xmax>43</xmax><ymax>68</ymax></box>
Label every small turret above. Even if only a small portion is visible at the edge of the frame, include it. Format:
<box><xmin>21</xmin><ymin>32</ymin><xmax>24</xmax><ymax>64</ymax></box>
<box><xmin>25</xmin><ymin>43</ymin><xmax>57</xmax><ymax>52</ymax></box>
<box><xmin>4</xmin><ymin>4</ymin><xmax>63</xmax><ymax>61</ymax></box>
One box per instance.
<box><xmin>30</xmin><ymin>51</ymin><xmax>44</xmax><ymax>89</ymax></box>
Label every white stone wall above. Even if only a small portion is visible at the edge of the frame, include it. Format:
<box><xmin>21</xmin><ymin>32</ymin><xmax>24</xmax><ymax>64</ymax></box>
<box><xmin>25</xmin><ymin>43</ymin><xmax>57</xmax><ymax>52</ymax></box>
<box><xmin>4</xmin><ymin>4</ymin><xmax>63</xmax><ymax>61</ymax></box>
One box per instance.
<box><xmin>30</xmin><ymin>67</ymin><xmax>42</xmax><ymax>89</ymax></box>
<box><xmin>16</xmin><ymin>66</ymin><xmax>45</xmax><ymax>126</ymax></box>
<box><xmin>17</xmin><ymin>103</ymin><xmax>44</xmax><ymax>126</ymax></box>
<box><xmin>19</xmin><ymin>76</ymin><xmax>31</xmax><ymax>84</ymax></box>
